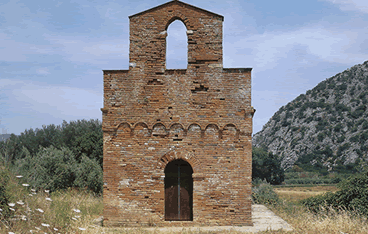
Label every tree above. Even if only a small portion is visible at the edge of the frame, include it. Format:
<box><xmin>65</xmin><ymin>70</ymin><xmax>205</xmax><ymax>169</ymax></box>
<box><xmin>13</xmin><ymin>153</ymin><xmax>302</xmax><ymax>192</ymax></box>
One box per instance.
<box><xmin>252</xmin><ymin>146</ymin><xmax>285</xmax><ymax>185</ymax></box>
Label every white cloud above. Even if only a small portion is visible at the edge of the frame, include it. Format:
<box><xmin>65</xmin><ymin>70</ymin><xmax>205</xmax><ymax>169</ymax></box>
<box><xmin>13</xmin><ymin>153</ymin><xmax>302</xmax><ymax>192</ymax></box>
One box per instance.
<box><xmin>36</xmin><ymin>68</ymin><xmax>50</xmax><ymax>75</ymax></box>
<box><xmin>1</xmin><ymin>79</ymin><xmax>102</xmax><ymax>134</ymax></box>
<box><xmin>224</xmin><ymin>24</ymin><xmax>367</xmax><ymax>70</ymax></box>
<box><xmin>324</xmin><ymin>0</ymin><xmax>368</xmax><ymax>13</ymax></box>
<box><xmin>44</xmin><ymin>35</ymin><xmax>129</xmax><ymax>65</ymax></box>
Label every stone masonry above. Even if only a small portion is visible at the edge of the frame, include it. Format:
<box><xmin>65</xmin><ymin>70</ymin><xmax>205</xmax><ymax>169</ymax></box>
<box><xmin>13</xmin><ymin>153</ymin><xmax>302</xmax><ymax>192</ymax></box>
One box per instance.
<box><xmin>101</xmin><ymin>0</ymin><xmax>255</xmax><ymax>227</ymax></box>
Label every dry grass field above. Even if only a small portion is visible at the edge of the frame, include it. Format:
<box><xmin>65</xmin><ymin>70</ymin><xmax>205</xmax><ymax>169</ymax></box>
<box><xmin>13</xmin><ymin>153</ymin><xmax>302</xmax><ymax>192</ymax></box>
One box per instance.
<box><xmin>2</xmin><ymin>180</ymin><xmax>368</xmax><ymax>233</ymax></box>
<box><xmin>273</xmin><ymin>185</ymin><xmax>339</xmax><ymax>203</ymax></box>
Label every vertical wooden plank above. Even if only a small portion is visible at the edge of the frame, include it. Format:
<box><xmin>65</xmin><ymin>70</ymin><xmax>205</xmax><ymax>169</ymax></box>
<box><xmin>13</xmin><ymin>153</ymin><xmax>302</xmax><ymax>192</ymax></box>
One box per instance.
<box><xmin>165</xmin><ymin>162</ymin><xmax>179</xmax><ymax>220</ymax></box>
<box><xmin>179</xmin><ymin>163</ymin><xmax>193</xmax><ymax>221</ymax></box>
<box><xmin>165</xmin><ymin>159</ymin><xmax>193</xmax><ymax>221</ymax></box>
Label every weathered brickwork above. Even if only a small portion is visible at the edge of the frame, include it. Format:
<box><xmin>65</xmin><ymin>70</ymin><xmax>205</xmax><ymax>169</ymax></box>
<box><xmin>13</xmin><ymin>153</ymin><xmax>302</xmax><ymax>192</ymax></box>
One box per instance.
<box><xmin>102</xmin><ymin>0</ymin><xmax>255</xmax><ymax>227</ymax></box>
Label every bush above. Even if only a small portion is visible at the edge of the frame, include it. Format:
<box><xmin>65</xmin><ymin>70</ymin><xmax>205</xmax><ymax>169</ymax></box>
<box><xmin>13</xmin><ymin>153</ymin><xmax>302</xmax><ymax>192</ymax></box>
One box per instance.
<box><xmin>302</xmin><ymin>170</ymin><xmax>368</xmax><ymax>215</ymax></box>
<box><xmin>334</xmin><ymin>123</ymin><xmax>343</xmax><ymax>132</ymax></box>
<box><xmin>13</xmin><ymin>146</ymin><xmax>103</xmax><ymax>194</ymax></box>
<box><xmin>350</xmin><ymin>105</ymin><xmax>366</xmax><ymax>119</ymax></box>
<box><xmin>0</xmin><ymin>165</ymin><xmax>11</xmax><ymax>218</ymax></box>
<box><xmin>252</xmin><ymin>182</ymin><xmax>280</xmax><ymax>205</ymax></box>
<box><xmin>73</xmin><ymin>155</ymin><xmax>103</xmax><ymax>194</ymax></box>
<box><xmin>0</xmin><ymin>119</ymin><xmax>103</xmax><ymax>167</ymax></box>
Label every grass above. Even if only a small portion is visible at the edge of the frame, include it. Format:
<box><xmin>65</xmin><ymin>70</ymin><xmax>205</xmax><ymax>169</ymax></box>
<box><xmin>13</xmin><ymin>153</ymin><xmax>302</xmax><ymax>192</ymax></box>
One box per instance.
<box><xmin>2</xmin><ymin>173</ymin><xmax>368</xmax><ymax>233</ymax></box>
<box><xmin>274</xmin><ymin>185</ymin><xmax>339</xmax><ymax>203</ymax></box>
<box><xmin>261</xmin><ymin>185</ymin><xmax>368</xmax><ymax>234</ymax></box>
<box><xmin>0</xmin><ymin>172</ymin><xmax>104</xmax><ymax>233</ymax></box>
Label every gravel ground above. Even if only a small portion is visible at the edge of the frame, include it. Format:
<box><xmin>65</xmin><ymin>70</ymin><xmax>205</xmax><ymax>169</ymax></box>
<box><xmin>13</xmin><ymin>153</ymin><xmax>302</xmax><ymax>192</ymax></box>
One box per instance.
<box><xmin>105</xmin><ymin>204</ymin><xmax>293</xmax><ymax>233</ymax></box>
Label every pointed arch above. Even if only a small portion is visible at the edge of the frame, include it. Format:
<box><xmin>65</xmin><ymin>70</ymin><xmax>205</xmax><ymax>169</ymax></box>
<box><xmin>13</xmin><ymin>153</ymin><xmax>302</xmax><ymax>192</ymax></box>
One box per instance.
<box><xmin>165</xmin><ymin>16</ymin><xmax>187</xmax><ymax>31</ymax></box>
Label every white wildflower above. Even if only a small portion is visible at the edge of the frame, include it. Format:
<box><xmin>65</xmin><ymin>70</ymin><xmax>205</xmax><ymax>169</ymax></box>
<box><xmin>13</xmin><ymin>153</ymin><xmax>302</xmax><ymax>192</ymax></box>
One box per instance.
<box><xmin>9</xmin><ymin>208</ymin><xmax>15</xmax><ymax>211</ymax></box>
<box><xmin>0</xmin><ymin>208</ymin><xmax>2</xmax><ymax>211</ymax></box>
<box><xmin>45</xmin><ymin>197</ymin><xmax>52</xmax><ymax>201</ymax></box>
<box><xmin>17</xmin><ymin>201</ymin><xmax>24</xmax><ymax>205</ymax></box>
<box><xmin>21</xmin><ymin>215</ymin><xmax>27</xmax><ymax>220</ymax></box>
<box><xmin>29</xmin><ymin>194</ymin><xmax>33</xmax><ymax>197</ymax></box>
<box><xmin>53</xmin><ymin>228</ymin><xmax>58</xmax><ymax>231</ymax></box>
<box><xmin>36</xmin><ymin>208</ymin><xmax>44</xmax><ymax>213</ymax></box>
<box><xmin>8</xmin><ymin>203</ymin><xmax>15</xmax><ymax>207</ymax></box>
<box><xmin>35</xmin><ymin>227</ymin><xmax>41</xmax><ymax>230</ymax></box>
<box><xmin>72</xmin><ymin>209</ymin><xmax>81</xmax><ymax>213</ymax></box>
<box><xmin>74</xmin><ymin>215</ymin><xmax>81</xmax><ymax>218</ymax></box>
<box><xmin>78</xmin><ymin>227</ymin><xmax>86</xmax><ymax>231</ymax></box>
<box><xmin>16</xmin><ymin>175</ymin><xmax>23</xmax><ymax>178</ymax></box>
<box><xmin>72</xmin><ymin>217</ymin><xmax>77</xmax><ymax>220</ymax></box>
<box><xmin>44</xmin><ymin>190</ymin><xmax>49</xmax><ymax>193</ymax></box>
<box><xmin>22</xmin><ymin>184</ymin><xmax>30</xmax><ymax>187</ymax></box>
<box><xmin>41</xmin><ymin>223</ymin><xmax>50</xmax><ymax>227</ymax></box>
<box><xmin>31</xmin><ymin>189</ymin><xmax>36</xmax><ymax>192</ymax></box>
<box><xmin>8</xmin><ymin>232</ymin><xmax>15</xmax><ymax>234</ymax></box>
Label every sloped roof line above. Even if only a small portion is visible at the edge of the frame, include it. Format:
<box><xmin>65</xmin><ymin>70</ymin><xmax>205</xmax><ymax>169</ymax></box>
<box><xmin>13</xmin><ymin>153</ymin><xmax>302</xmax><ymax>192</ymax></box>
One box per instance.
<box><xmin>128</xmin><ymin>0</ymin><xmax>224</xmax><ymax>21</ymax></box>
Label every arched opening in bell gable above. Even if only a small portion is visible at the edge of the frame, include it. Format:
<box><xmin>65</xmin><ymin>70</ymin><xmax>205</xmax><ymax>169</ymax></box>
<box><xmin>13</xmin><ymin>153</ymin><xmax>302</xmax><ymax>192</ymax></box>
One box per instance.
<box><xmin>166</xmin><ymin>20</ymin><xmax>188</xmax><ymax>69</ymax></box>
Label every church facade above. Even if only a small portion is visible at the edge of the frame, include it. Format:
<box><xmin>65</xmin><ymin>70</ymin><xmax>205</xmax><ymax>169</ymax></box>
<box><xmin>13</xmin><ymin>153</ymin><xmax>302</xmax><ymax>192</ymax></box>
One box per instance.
<box><xmin>101</xmin><ymin>0</ymin><xmax>254</xmax><ymax>227</ymax></box>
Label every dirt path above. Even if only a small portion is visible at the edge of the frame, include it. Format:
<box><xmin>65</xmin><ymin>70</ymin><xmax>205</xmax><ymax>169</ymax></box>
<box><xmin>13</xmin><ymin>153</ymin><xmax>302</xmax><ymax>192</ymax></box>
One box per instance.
<box><xmin>102</xmin><ymin>205</ymin><xmax>293</xmax><ymax>233</ymax></box>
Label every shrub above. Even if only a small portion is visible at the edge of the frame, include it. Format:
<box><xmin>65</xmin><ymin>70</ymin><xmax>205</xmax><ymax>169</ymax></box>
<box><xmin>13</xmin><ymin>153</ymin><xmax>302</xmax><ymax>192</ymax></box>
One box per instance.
<box><xmin>302</xmin><ymin>170</ymin><xmax>368</xmax><ymax>216</ymax></box>
<box><xmin>252</xmin><ymin>182</ymin><xmax>280</xmax><ymax>205</ymax></box>
<box><xmin>349</xmin><ymin>134</ymin><xmax>359</xmax><ymax>143</ymax></box>
<box><xmin>350</xmin><ymin>105</ymin><xmax>366</xmax><ymax>119</ymax></box>
<box><xmin>334</xmin><ymin>123</ymin><xmax>343</xmax><ymax>132</ymax></box>
<box><xmin>0</xmin><ymin>165</ymin><xmax>11</xmax><ymax>218</ymax></box>
<box><xmin>362</xmin><ymin>121</ymin><xmax>368</xmax><ymax>130</ymax></box>
<box><xmin>360</xmin><ymin>131</ymin><xmax>368</xmax><ymax>144</ymax></box>
<box><xmin>13</xmin><ymin>146</ymin><xmax>103</xmax><ymax>194</ymax></box>
<box><xmin>0</xmin><ymin>119</ymin><xmax>103</xmax><ymax>167</ymax></box>
<box><xmin>335</xmin><ymin>103</ymin><xmax>349</xmax><ymax>112</ymax></box>
<box><xmin>317</xmin><ymin>132</ymin><xmax>325</xmax><ymax>142</ymax></box>
<box><xmin>316</xmin><ymin>120</ymin><xmax>329</xmax><ymax>131</ymax></box>
<box><xmin>337</xmin><ymin>135</ymin><xmax>345</xmax><ymax>143</ymax></box>
<box><xmin>73</xmin><ymin>155</ymin><xmax>103</xmax><ymax>194</ymax></box>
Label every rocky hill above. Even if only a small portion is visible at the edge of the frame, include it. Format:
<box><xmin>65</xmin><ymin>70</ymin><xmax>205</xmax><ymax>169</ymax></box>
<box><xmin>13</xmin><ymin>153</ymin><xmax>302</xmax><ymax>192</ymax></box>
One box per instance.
<box><xmin>253</xmin><ymin>60</ymin><xmax>368</xmax><ymax>172</ymax></box>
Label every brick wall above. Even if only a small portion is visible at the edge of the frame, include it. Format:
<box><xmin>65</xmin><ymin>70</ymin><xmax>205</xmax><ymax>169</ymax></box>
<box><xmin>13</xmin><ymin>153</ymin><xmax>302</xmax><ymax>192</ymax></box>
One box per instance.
<box><xmin>102</xmin><ymin>0</ymin><xmax>254</xmax><ymax>227</ymax></box>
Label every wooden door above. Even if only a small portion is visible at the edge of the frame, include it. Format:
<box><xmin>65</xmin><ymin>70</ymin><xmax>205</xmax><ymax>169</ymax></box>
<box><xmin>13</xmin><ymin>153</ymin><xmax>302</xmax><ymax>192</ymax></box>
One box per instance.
<box><xmin>164</xmin><ymin>159</ymin><xmax>193</xmax><ymax>221</ymax></box>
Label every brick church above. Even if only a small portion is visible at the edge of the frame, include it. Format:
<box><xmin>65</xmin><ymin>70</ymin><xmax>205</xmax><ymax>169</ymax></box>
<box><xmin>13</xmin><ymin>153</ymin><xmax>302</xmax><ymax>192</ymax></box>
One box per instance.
<box><xmin>101</xmin><ymin>0</ymin><xmax>255</xmax><ymax>227</ymax></box>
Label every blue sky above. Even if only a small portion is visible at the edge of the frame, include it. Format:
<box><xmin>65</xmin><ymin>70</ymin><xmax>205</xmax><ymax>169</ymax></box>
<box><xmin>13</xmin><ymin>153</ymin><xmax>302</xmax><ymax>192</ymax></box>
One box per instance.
<box><xmin>1</xmin><ymin>0</ymin><xmax>367</xmax><ymax>136</ymax></box>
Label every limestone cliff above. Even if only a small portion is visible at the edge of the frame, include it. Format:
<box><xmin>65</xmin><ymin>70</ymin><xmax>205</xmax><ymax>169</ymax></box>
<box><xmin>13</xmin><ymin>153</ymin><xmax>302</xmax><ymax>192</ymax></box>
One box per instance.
<box><xmin>253</xmin><ymin>60</ymin><xmax>368</xmax><ymax>171</ymax></box>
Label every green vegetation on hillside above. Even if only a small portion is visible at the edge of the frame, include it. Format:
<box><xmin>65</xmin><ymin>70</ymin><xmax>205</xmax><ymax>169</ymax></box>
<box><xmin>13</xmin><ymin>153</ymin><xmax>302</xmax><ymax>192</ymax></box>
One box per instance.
<box><xmin>253</xmin><ymin>60</ymin><xmax>368</xmax><ymax>174</ymax></box>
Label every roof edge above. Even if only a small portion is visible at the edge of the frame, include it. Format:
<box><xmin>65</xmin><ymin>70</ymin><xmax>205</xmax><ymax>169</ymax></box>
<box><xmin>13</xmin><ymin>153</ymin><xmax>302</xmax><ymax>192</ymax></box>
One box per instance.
<box><xmin>129</xmin><ymin>0</ymin><xmax>224</xmax><ymax>21</ymax></box>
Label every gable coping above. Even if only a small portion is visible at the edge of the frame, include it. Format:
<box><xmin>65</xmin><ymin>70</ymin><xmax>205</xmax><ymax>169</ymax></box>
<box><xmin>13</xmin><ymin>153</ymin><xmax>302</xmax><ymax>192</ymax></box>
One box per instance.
<box><xmin>129</xmin><ymin>0</ymin><xmax>224</xmax><ymax>21</ymax></box>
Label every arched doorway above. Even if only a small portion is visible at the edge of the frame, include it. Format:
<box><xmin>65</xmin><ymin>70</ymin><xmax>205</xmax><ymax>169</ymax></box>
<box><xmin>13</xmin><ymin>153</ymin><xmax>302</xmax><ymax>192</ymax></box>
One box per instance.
<box><xmin>164</xmin><ymin>159</ymin><xmax>193</xmax><ymax>221</ymax></box>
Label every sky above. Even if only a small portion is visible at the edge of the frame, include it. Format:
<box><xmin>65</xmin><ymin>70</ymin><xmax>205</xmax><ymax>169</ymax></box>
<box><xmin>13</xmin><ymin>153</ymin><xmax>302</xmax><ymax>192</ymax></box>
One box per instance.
<box><xmin>1</xmin><ymin>0</ymin><xmax>367</xmax><ymax>136</ymax></box>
